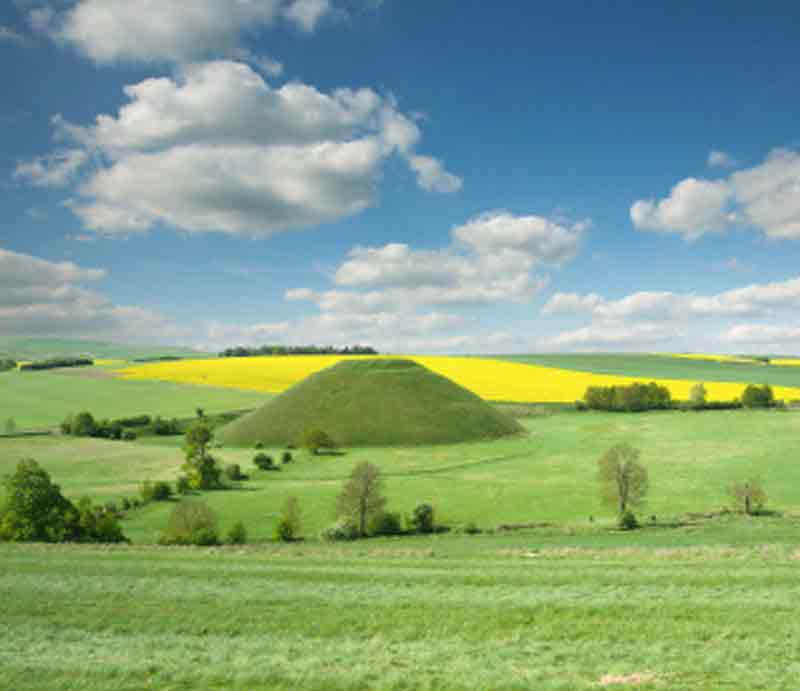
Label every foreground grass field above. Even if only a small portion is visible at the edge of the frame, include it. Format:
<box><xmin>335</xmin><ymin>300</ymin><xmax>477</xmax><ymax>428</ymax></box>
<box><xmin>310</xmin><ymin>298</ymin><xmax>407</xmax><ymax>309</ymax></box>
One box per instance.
<box><xmin>3</xmin><ymin>539</ymin><xmax>800</xmax><ymax>691</ymax></box>
<box><xmin>4</xmin><ymin>408</ymin><xmax>800</xmax><ymax>543</ymax></box>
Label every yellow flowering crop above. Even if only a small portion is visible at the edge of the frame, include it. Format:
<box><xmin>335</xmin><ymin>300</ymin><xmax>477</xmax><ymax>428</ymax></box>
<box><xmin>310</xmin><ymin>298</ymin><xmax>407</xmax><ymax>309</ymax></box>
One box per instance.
<box><xmin>770</xmin><ymin>359</ymin><xmax>800</xmax><ymax>367</ymax></box>
<box><xmin>657</xmin><ymin>353</ymin><xmax>761</xmax><ymax>365</ymax></box>
<box><xmin>119</xmin><ymin>355</ymin><xmax>800</xmax><ymax>403</ymax></box>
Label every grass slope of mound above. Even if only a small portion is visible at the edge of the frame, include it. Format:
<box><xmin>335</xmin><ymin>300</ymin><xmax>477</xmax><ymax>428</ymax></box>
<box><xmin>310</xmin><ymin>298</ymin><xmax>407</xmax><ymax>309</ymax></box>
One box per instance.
<box><xmin>219</xmin><ymin>358</ymin><xmax>524</xmax><ymax>447</ymax></box>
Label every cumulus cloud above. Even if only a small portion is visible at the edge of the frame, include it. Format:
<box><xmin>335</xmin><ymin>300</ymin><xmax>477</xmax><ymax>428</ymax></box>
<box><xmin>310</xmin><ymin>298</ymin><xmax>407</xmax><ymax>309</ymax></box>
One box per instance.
<box><xmin>14</xmin><ymin>149</ymin><xmax>88</xmax><ymax>187</ymax></box>
<box><xmin>0</xmin><ymin>247</ymin><xmax>173</xmax><ymax>342</ymax></box>
<box><xmin>547</xmin><ymin>322</ymin><xmax>675</xmax><ymax>348</ymax></box>
<box><xmin>720</xmin><ymin>324</ymin><xmax>800</xmax><ymax>345</ymax></box>
<box><xmin>407</xmin><ymin>155</ymin><xmax>463</xmax><ymax>193</ymax></box>
<box><xmin>0</xmin><ymin>25</ymin><xmax>24</xmax><ymax>42</ymax></box>
<box><xmin>30</xmin><ymin>0</ymin><xmax>335</xmax><ymax>64</ymax></box>
<box><xmin>708</xmin><ymin>150</ymin><xmax>736</xmax><ymax>169</ymax></box>
<box><xmin>631</xmin><ymin>148</ymin><xmax>800</xmax><ymax>240</ymax></box>
<box><xmin>21</xmin><ymin>61</ymin><xmax>460</xmax><ymax>236</ymax></box>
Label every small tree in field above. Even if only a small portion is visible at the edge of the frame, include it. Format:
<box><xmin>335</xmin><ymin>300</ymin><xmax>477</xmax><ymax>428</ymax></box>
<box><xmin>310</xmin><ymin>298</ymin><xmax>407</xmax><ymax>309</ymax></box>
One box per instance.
<box><xmin>302</xmin><ymin>428</ymin><xmax>337</xmax><ymax>455</ymax></box>
<box><xmin>728</xmin><ymin>478</ymin><xmax>767</xmax><ymax>515</ymax></box>
<box><xmin>182</xmin><ymin>421</ymin><xmax>221</xmax><ymax>489</ymax></box>
<box><xmin>689</xmin><ymin>382</ymin><xmax>707</xmax><ymax>410</ymax></box>
<box><xmin>275</xmin><ymin>496</ymin><xmax>302</xmax><ymax>541</ymax></box>
<box><xmin>336</xmin><ymin>462</ymin><xmax>386</xmax><ymax>537</ymax></box>
<box><xmin>598</xmin><ymin>443</ymin><xmax>648</xmax><ymax>520</ymax></box>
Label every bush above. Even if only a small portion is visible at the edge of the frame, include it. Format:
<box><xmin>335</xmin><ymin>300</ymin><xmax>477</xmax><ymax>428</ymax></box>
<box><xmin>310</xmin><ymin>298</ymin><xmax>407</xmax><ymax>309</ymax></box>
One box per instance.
<box><xmin>122</xmin><ymin>430</ymin><xmax>137</xmax><ymax>441</ymax></box>
<box><xmin>226</xmin><ymin>521</ymin><xmax>248</xmax><ymax>545</ymax></box>
<box><xmin>618</xmin><ymin>510</ymin><xmax>639</xmax><ymax>530</ymax></box>
<box><xmin>301</xmin><ymin>428</ymin><xmax>337</xmax><ymax>455</ymax></box>
<box><xmin>410</xmin><ymin>503</ymin><xmax>435</xmax><ymax>534</ymax></box>
<box><xmin>175</xmin><ymin>476</ymin><xmax>191</xmax><ymax>495</ymax></box>
<box><xmin>140</xmin><ymin>480</ymin><xmax>173</xmax><ymax>503</ymax></box>
<box><xmin>253</xmin><ymin>453</ymin><xmax>274</xmax><ymax>471</ymax></box>
<box><xmin>275</xmin><ymin>496</ymin><xmax>302</xmax><ymax>542</ymax></box>
<box><xmin>741</xmin><ymin>384</ymin><xmax>775</xmax><ymax>409</ymax></box>
<box><xmin>464</xmin><ymin>521</ymin><xmax>482</xmax><ymax>535</ymax></box>
<box><xmin>368</xmin><ymin>511</ymin><xmax>403</xmax><ymax>536</ymax></box>
<box><xmin>320</xmin><ymin>519</ymin><xmax>359</xmax><ymax>542</ymax></box>
<box><xmin>574</xmin><ymin>400</ymin><xmax>588</xmax><ymax>412</ymax></box>
<box><xmin>254</xmin><ymin>441</ymin><xmax>265</xmax><ymax>450</ymax></box>
<box><xmin>70</xmin><ymin>411</ymin><xmax>97</xmax><ymax>437</ymax></box>
<box><xmin>152</xmin><ymin>416</ymin><xmax>181</xmax><ymax>435</ymax></box>
<box><xmin>158</xmin><ymin>501</ymin><xmax>219</xmax><ymax>546</ymax></box>
<box><xmin>281</xmin><ymin>451</ymin><xmax>293</xmax><ymax>464</ymax></box>
<box><xmin>224</xmin><ymin>464</ymin><xmax>245</xmax><ymax>481</ymax></box>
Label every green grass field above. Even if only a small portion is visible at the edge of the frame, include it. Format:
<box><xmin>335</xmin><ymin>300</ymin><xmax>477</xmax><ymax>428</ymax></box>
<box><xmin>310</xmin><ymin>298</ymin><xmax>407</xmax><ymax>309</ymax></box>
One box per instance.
<box><xmin>0</xmin><ymin>368</ymin><xmax>268</xmax><ymax>429</ymax></box>
<box><xmin>4</xmin><ymin>409</ymin><xmax>800</xmax><ymax>543</ymax></box>
<box><xmin>0</xmin><ymin>336</ymin><xmax>201</xmax><ymax>361</ymax></box>
<box><xmin>494</xmin><ymin>353</ymin><xmax>800</xmax><ymax>388</ymax></box>
<box><xmin>3</xmin><ymin>538</ymin><xmax>800</xmax><ymax>690</ymax></box>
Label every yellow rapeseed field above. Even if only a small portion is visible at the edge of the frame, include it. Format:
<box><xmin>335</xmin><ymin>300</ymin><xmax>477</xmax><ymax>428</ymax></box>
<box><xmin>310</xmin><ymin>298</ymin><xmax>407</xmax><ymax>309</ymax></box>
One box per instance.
<box><xmin>770</xmin><ymin>359</ymin><xmax>800</xmax><ymax>367</ymax></box>
<box><xmin>119</xmin><ymin>355</ymin><xmax>800</xmax><ymax>403</ymax></box>
<box><xmin>658</xmin><ymin>353</ymin><xmax>761</xmax><ymax>365</ymax></box>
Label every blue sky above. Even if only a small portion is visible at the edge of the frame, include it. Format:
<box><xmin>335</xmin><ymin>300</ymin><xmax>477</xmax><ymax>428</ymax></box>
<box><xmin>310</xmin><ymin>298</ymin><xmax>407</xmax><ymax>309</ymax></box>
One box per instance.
<box><xmin>2</xmin><ymin>0</ymin><xmax>800</xmax><ymax>353</ymax></box>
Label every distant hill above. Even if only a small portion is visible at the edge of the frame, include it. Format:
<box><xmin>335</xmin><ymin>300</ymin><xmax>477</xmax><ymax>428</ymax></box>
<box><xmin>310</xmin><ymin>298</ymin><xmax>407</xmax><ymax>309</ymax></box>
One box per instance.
<box><xmin>0</xmin><ymin>338</ymin><xmax>201</xmax><ymax>362</ymax></box>
<box><xmin>219</xmin><ymin>358</ymin><xmax>524</xmax><ymax>447</ymax></box>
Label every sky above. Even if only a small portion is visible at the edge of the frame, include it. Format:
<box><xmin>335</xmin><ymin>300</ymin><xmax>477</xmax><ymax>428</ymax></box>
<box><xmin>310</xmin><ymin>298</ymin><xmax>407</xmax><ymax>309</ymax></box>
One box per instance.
<box><xmin>2</xmin><ymin>0</ymin><xmax>800</xmax><ymax>354</ymax></box>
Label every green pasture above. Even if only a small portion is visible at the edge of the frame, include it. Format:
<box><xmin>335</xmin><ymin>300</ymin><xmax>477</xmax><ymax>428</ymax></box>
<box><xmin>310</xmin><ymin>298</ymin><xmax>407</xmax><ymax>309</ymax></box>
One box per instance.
<box><xmin>0</xmin><ymin>368</ymin><xmax>266</xmax><ymax>429</ymax></box>
<box><xmin>494</xmin><ymin>352</ymin><xmax>800</xmax><ymax>388</ymax></box>
<box><xmin>4</xmin><ymin>409</ymin><xmax>800</xmax><ymax>543</ymax></box>
<box><xmin>0</xmin><ymin>336</ymin><xmax>200</xmax><ymax>361</ymax></box>
<box><xmin>3</xmin><ymin>539</ymin><xmax>800</xmax><ymax>691</ymax></box>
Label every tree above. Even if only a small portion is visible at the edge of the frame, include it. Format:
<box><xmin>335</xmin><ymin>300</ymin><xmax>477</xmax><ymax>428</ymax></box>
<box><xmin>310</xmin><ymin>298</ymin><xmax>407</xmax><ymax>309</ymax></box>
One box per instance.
<box><xmin>302</xmin><ymin>428</ymin><xmax>337</xmax><ymax>455</ymax></box>
<box><xmin>275</xmin><ymin>496</ymin><xmax>302</xmax><ymax>541</ymax></box>
<box><xmin>597</xmin><ymin>443</ymin><xmax>648</xmax><ymax>517</ymax></box>
<box><xmin>689</xmin><ymin>382</ymin><xmax>707</xmax><ymax>410</ymax></box>
<box><xmin>410</xmin><ymin>503</ymin><xmax>435</xmax><ymax>534</ymax></box>
<box><xmin>336</xmin><ymin>462</ymin><xmax>386</xmax><ymax>537</ymax></box>
<box><xmin>159</xmin><ymin>501</ymin><xmax>219</xmax><ymax>545</ymax></box>
<box><xmin>741</xmin><ymin>384</ymin><xmax>775</xmax><ymax>409</ymax></box>
<box><xmin>728</xmin><ymin>477</ymin><xmax>767</xmax><ymax>515</ymax></box>
<box><xmin>181</xmin><ymin>421</ymin><xmax>221</xmax><ymax>489</ymax></box>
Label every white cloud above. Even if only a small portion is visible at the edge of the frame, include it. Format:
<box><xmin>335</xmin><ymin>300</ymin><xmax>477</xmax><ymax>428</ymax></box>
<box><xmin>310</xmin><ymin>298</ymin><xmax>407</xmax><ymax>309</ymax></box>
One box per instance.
<box><xmin>26</xmin><ymin>61</ymin><xmax>459</xmax><ymax>236</ymax></box>
<box><xmin>31</xmin><ymin>0</ymin><xmax>335</xmax><ymax>64</ymax></box>
<box><xmin>631</xmin><ymin>148</ymin><xmax>800</xmax><ymax>240</ymax></box>
<box><xmin>547</xmin><ymin>322</ymin><xmax>675</xmax><ymax>348</ymax></box>
<box><xmin>408</xmin><ymin>154</ymin><xmax>463</xmax><ymax>193</ymax></box>
<box><xmin>0</xmin><ymin>247</ymin><xmax>174</xmax><ymax>342</ymax></box>
<box><xmin>720</xmin><ymin>324</ymin><xmax>800</xmax><ymax>345</ymax></box>
<box><xmin>708</xmin><ymin>150</ymin><xmax>736</xmax><ymax>169</ymax></box>
<box><xmin>14</xmin><ymin>149</ymin><xmax>88</xmax><ymax>187</ymax></box>
<box><xmin>0</xmin><ymin>25</ymin><xmax>24</xmax><ymax>42</ymax></box>
<box><xmin>630</xmin><ymin>177</ymin><xmax>732</xmax><ymax>239</ymax></box>
<box><xmin>541</xmin><ymin>292</ymin><xmax>602</xmax><ymax>315</ymax></box>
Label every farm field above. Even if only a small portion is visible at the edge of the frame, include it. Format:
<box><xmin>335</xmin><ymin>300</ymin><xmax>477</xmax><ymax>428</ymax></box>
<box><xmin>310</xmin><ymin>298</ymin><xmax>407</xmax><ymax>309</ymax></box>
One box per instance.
<box><xmin>119</xmin><ymin>353</ymin><xmax>800</xmax><ymax>403</ymax></box>
<box><xmin>3</xmin><ymin>539</ymin><xmax>800</xmax><ymax>691</ymax></box>
<box><xmin>0</xmin><ymin>368</ymin><xmax>267</xmax><ymax>429</ymax></box>
<box><xmin>0</xmin><ymin>336</ymin><xmax>200</xmax><ymax>361</ymax></box>
<box><xmin>4</xmin><ymin>409</ymin><xmax>800</xmax><ymax>543</ymax></box>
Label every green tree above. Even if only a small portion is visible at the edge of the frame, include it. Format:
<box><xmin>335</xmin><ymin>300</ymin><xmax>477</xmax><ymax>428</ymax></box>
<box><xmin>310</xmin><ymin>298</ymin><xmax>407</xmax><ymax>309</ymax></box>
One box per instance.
<box><xmin>181</xmin><ymin>421</ymin><xmax>221</xmax><ymax>489</ymax></box>
<box><xmin>336</xmin><ymin>462</ymin><xmax>386</xmax><ymax>537</ymax></box>
<box><xmin>0</xmin><ymin>459</ymin><xmax>78</xmax><ymax>542</ymax></box>
<box><xmin>159</xmin><ymin>501</ymin><xmax>219</xmax><ymax>545</ymax></box>
<box><xmin>275</xmin><ymin>496</ymin><xmax>302</xmax><ymax>541</ymax></box>
<box><xmin>302</xmin><ymin>428</ymin><xmax>337</xmax><ymax>455</ymax></box>
<box><xmin>741</xmin><ymin>384</ymin><xmax>775</xmax><ymax>409</ymax></box>
<box><xmin>689</xmin><ymin>382</ymin><xmax>707</xmax><ymax>410</ymax></box>
<box><xmin>598</xmin><ymin>443</ymin><xmax>648</xmax><ymax>517</ymax></box>
<box><xmin>728</xmin><ymin>477</ymin><xmax>767</xmax><ymax>515</ymax></box>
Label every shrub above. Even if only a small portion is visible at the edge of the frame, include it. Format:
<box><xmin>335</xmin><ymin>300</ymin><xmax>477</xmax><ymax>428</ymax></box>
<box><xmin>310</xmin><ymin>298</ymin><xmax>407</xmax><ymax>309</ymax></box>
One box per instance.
<box><xmin>140</xmin><ymin>480</ymin><xmax>173</xmax><ymax>503</ymax></box>
<box><xmin>224</xmin><ymin>464</ymin><xmax>244</xmax><ymax>481</ymax></box>
<box><xmin>320</xmin><ymin>519</ymin><xmax>359</xmax><ymax>542</ymax></box>
<box><xmin>253</xmin><ymin>453</ymin><xmax>274</xmax><ymax>471</ymax></box>
<box><xmin>70</xmin><ymin>411</ymin><xmax>97</xmax><ymax>437</ymax></box>
<box><xmin>741</xmin><ymin>384</ymin><xmax>775</xmax><ymax>409</ymax></box>
<box><xmin>618</xmin><ymin>510</ymin><xmax>639</xmax><ymax>530</ymax></box>
<box><xmin>689</xmin><ymin>382</ymin><xmax>707</xmax><ymax>410</ymax></box>
<box><xmin>368</xmin><ymin>511</ymin><xmax>403</xmax><ymax>536</ymax></box>
<box><xmin>122</xmin><ymin>430</ymin><xmax>137</xmax><ymax>441</ymax></box>
<box><xmin>152</xmin><ymin>416</ymin><xmax>181</xmax><ymax>435</ymax></box>
<box><xmin>254</xmin><ymin>441</ymin><xmax>265</xmax><ymax>450</ymax></box>
<box><xmin>281</xmin><ymin>451</ymin><xmax>293</xmax><ymax>464</ymax></box>
<box><xmin>275</xmin><ymin>496</ymin><xmax>302</xmax><ymax>542</ymax></box>
<box><xmin>175</xmin><ymin>475</ymin><xmax>191</xmax><ymax>495</ymax></box>
<box><xmin>410</xmin><ymin>503</ymin><xmax>435</xmax><ymax>534</ymax></box>
<box><xmin>226</xmin><ymin>521</ymin><xmax>248</xmax><ymax>545</ymax></box>
<box><xmin>464</xmin><ymin>521</ymin><xmax>482</xmax><ymax>535</ymax></box>
<box><xmin>302</xmin><ymin>428</ymin><xmax>337</xmax><ymax>455</ymax></box>
<box><xmin>574</xmin><ymin>400</ymin><xmax>588</xmax><ymax>412</ymax></box>
<box><xmin>120</xmin><ymin>497</ymin><xmax>132</xmax><ymax>511</ymax></box>
<box><xmin>158</xmin><ymin>501</ymin><xmax>219</xmax><ymax>546</ymax></box>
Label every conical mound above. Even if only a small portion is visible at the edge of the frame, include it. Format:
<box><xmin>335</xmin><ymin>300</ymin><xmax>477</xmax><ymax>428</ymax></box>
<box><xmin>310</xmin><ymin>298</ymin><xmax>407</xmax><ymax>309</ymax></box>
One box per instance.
<box><xmin>219</xmin><ymin>358</ymin><xmax>524</xmax><ymax>447</ymax></box>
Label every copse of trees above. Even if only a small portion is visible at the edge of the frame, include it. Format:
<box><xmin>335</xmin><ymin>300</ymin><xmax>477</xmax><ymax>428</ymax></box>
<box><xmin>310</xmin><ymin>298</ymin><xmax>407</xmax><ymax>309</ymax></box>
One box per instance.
<box><xmin>19</xmin><ymin>357</ymin><xmax>93</xmax><ymax>371</ymax></box>
<box><xmin>583</xmin><ymin>382</ymin><xmax>672</xmax><ymax>412</ymax></box>
<box><xmin>61</xmin><ymin>411</ymin><xmax>181</xmax><ymax>440</ymax></box>
<box><xmin>0</xmin><ymin>358</ymin><xmax>16</xmax><ymax>372</ymax></box>
<box><xmin>220</xmin><ymin>344</ymin><xmax>378</xmax><ymax>358</ymax></box>
<box><xmin>741</xmin><ymin>384</ymin><xmax>776</xmax><ymax>409</ymax></box>
<box><xmin>0</xmin><ymin>459</ymin><xmax>126</xmax><ymax>543</ymax></box>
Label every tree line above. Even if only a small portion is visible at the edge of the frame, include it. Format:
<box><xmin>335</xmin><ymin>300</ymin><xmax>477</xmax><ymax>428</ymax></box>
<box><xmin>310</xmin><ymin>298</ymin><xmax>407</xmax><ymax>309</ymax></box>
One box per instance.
<box><xmin>219</xmin><ymin>344</ymin><xmax>378</xmax><ymax>357</ymax></box>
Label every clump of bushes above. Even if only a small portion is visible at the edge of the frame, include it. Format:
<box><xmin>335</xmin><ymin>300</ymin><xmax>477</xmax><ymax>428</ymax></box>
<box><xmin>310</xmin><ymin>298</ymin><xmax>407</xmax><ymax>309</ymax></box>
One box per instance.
<box><xmin>320</xmin><ymin>519</ymin><xmax>360</xmax><ymax>542</ymax></box>
<box><xmin>20</xmin><ymin>357</ymin><xmax>92</xmax><ymax>371</ymax></box>
<box><xmin>254</xmin><ymin>453</ymin><xmax>276</xmax><ymax>471</ymax></box>
<box><xmin>618</xmin><ymin>510</ymin><xmax>640</xmax><ymax>531</ymax></box>
<box><xmin>281</xmin><ymin>451</ymin><xmax>293</xmax><ymax>464</ymax></box>
<box><xmin>158</xmin><ymin>501</ymin><xmax>219</xmax><ymax>546</ymax></box>
<box><xmin>741</xmin><ymin>384</ymin><xmax>776</xmax><ymax>409</ymax></box>
<box><xmin>368</xmin><ymin>511</ymin><xmax>403</xmax><ymax>536</ymax></box>
<box><xmin>226</xmin><ymin>521</ymin><xmax>248</xmax><ymax>545</ymax></box>
<box><xmin>140</xmin><ymin>480</ymin><xmax>173</xmax><ymax>503</ymax></box>
<box><xmin>409</xmin><ymin>503</ymin><xmax>435</xmax><ymax>534</ymax></box>
<box><xmin>274</xmin><ymin>497</ymin><xmax>302</xmax><ymax>542</ymax></box>
<box><xmin>583</xmin><ymin>382</ymin><xmax>672</xmax><ymax>412</ymax></box>
<box><xmin>224</xmin><ymin>464</ymin><xmax>245</xmax><ymax>482</ymax></box>
<box><xmin>0</xmin><ymin>358</ymin><xmax>16</xmax><ymax>373</ymax></box>
<box><xmin>0</xmin><ymin>459</ymin><xmax>127</xmax><ymax>543</ymax></box>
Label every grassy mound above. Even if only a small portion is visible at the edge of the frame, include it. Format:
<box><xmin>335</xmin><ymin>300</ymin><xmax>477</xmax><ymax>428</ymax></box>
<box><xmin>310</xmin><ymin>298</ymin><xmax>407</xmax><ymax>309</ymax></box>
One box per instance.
<box><xmin>218</xmin><ymin>358</ymin><xmax>523</xmax><ymax>446</ymax></box>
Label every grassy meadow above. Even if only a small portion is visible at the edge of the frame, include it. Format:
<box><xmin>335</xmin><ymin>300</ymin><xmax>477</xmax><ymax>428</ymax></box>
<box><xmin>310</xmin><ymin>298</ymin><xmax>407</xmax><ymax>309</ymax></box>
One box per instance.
<box><xmin>4</xmin><ymin>344</ymin><xmax>800</xmax><ymax>690</ymax></box>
